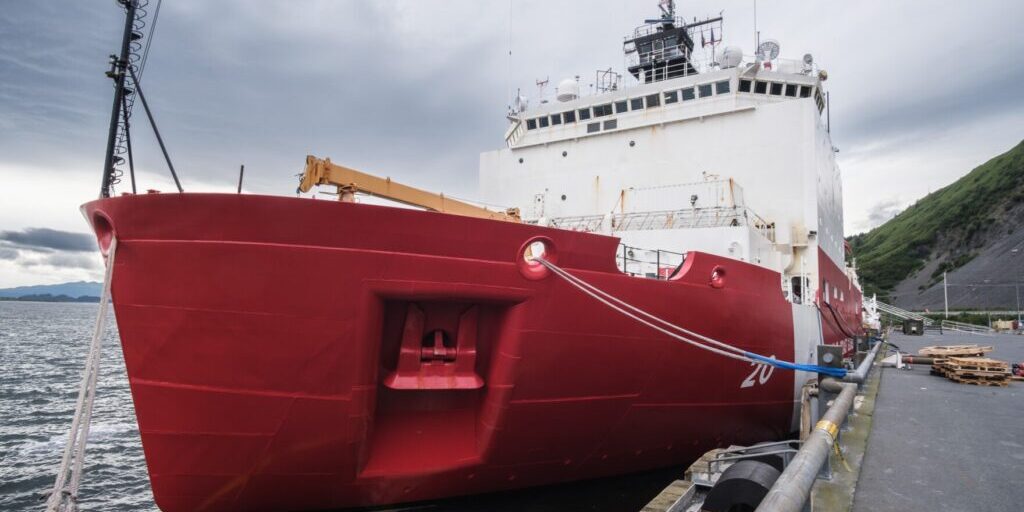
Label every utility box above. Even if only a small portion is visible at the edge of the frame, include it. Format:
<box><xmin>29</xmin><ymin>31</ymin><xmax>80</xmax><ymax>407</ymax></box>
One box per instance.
<box><xmin>902</xmin><ymin>319</ymin><xmax>924</xmax><ymax>335</ymax></box>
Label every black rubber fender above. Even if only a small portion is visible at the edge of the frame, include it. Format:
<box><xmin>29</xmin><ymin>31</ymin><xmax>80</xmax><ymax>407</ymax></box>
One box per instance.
<box><xmin>701</xmin><ymin>459</ymin><xmax>781</xmax><ymax>512</ymax></box>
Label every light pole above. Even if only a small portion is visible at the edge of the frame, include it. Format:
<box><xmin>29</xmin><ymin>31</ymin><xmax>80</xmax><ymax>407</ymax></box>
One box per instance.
<box><xmin>943</xmin><ymin>271</ymin><xmax>949</xmax><ymax>319</ymax></box>
<box><xmin>1016</xmin><ymin>278</ymin><xmax>1021</xmax><ymax>327</ymax></box>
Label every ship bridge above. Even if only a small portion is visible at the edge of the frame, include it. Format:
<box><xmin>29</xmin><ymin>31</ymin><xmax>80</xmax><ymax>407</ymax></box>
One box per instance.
<box><xmin>506</xmin><ymin>61</ymin><xmax>827</xmax><ymax>149</ymax></box>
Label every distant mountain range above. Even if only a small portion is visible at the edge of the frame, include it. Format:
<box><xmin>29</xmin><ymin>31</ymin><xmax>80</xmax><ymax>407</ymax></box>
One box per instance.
<box><xmin>849</xmin><ymin>140</ymin><xmax>1024</xmax><ymax>310</ymax></box>
<box><xmin>0</xmin><ymin>281</ymin><xmax>102</xmax><ymax>302</ymax></box>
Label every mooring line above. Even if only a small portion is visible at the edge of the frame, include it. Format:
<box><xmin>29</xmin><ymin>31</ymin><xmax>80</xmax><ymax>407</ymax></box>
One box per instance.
<box><xmin>534</xmin><ymin>257</ymin><xmax>847</xmax><ymax>378</ymax></box>
<box><xmin>45</xmin><ymin>238</ymin><xmax>117</xmax><ymax>512</ymax></box>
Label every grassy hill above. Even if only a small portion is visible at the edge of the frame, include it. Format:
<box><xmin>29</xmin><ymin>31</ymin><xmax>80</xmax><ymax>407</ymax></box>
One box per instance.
<box><xmin>849</xmin><ymin>140</ymin><xmax>1024</xmax><ymax>298</ymax></box>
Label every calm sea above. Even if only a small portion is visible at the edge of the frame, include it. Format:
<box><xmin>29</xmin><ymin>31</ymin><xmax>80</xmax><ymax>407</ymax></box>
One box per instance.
<box><xmin>0</xmin><ymin>302</ymin><xmax>156</xmax><ymax>511</ymax></box>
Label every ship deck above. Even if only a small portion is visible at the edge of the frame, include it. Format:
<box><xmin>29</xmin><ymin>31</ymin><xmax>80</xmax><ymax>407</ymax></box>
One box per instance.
<box><xmin>851</xmin><ymin>330</ymin><xmax>1024</xmax><ymax>512</ymax></box>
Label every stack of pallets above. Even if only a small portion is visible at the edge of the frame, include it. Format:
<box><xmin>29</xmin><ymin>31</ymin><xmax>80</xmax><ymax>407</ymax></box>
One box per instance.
<box><xmin>918</xmin><ymin>344</ymin><xmax>993</xmax><ymax>358</ymax></box>
<box><xmin>931</xmin><ymin>356</ymin><xmax>1011</xmax><ymax>387</ymax></box>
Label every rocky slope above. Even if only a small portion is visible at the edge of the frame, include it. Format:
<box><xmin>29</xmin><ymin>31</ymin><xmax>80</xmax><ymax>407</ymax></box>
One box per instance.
<box><xmin>849</xmin><ymin>140</ymin><xmax>1024</xmax><ymax>310</ymax></box>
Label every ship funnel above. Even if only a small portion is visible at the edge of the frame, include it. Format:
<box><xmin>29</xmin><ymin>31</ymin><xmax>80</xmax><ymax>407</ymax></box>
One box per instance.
<box><xmin>555</xmin><ymin>78</ymin><xmax>579</xmax><ymax>102</ymax></box>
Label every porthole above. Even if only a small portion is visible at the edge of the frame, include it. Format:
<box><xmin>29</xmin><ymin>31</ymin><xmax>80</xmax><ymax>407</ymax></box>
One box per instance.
<box><xmin>561</xmin><ymin>194</ymin><xmax>567</xmax><ymax>200</ymax></box>
<box><xmin>629</xmin><ymin>140</ymin><xmax>636</xmax><ymax>147</ymax></box>
<box><xmin>518</xmin><ymin>158</ymin><xmax>524</xmax><ymax>164</ymax></box>
<box><xmin>562</xmin><ymin>151</ymin><xmax>567</xmax><ymax>157</ymax></box>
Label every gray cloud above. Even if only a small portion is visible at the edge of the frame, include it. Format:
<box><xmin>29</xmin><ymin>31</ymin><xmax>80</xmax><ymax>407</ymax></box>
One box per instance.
<box><xmin>43</xmin><ymin>252</ymin><xmax>101</xmax><ymax>270</ymax></box>
<box><xmin>1</xmin><ymin>0</ymin><xmax>1023</xmax><ymax>249</ymax></box>
<box><xmin>0</xmin><ymin>247</ymin><xmax>19</xmax><ymax>260</ymax></box>
<box><xmin>859</xmin><ymin>199</ymin><xmax>904</xmax><ymax>232</ymax></box>
<box><xmin>0</xmin><ymin>228</ymin><xmax>96</xmax><ymax>252</ymax></box>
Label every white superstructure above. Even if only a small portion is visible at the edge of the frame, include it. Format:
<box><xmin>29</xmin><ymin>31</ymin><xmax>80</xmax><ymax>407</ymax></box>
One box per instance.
<box><xmin>480</xmin><ymin>11</ymin><xmax>854</xmax><ymax>306</ymax></box>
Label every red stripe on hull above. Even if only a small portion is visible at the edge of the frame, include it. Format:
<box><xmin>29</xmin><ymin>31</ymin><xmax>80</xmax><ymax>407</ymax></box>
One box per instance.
<box><xmin>84</xmin><ymin>194</ymin><xmax>799</xmax><ymax>511</ymax></box>
<box><xmin>816</xmin><ymin>247</ymin><xmax>864</xmax><ymax>354</ymax></box>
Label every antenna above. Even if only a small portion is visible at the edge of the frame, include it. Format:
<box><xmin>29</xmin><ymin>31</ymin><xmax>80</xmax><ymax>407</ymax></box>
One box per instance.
<box><xmin>536</xmin><ymin>77</ymin><xmax>549</xmax><ymax>103</ymax></box>
<box><xmin>756</xmin><ymin>39</ymin><xmax>780</xmax><ymax>60</ymax></box>
<box><xmin>658</xmin><ymin>0</ymin><xmax>675</xmax><ymax>19</ymax></box>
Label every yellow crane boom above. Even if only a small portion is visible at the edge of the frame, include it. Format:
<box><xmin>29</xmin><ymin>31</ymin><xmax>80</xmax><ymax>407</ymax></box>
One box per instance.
<box><xmin>297</xmin><ymin>155</ymin><xmax>520</xmax><ymax>222</ymax></box>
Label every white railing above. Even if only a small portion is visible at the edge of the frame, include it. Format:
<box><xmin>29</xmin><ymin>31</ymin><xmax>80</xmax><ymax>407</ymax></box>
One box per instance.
<box><xmin>940</xmin><ymin>319</ymin><xmax>994</xmax><ymax>335</ymax></box>
<box><xmin>547</xmin><ymin>206</ymin><xmax>774</xmax><ymax>242</ymax></box>
<box><xmin>875</xmin><ymin>300</ymin><xmax>933</xmax><ymax>326</ymax></box>
<box><xmin>617</xmin><ymin>243</ymin><xmax>686</xmax><ymax>279</ymax></box>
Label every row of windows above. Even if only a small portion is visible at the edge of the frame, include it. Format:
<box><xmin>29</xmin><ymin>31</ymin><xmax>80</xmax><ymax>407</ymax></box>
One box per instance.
<box><xmin>737</xmin><ymin>79</ymin><xmax>814</xmax><ymax>99</ymax></box>
<box><xmin>525</xmin><ymin>79</ymin><xmax>732</xmax><ymax>131</ymax></box>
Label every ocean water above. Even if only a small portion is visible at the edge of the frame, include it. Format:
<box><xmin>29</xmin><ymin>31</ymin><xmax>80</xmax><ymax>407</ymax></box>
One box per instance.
<box><xmin>0</xmin><ymin>302</ymin><xmax>156</xmax><ymax>511</ymax></box>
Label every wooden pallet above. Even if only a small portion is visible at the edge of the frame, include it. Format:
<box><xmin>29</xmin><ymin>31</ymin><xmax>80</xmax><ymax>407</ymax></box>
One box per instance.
<box><xmin>944</xmin><ymin>356</ymin><xmax>1009</xmax><ymax>373</ymax></box>
<box><xmin>918</xmin><ymin>344</ymin><xmax>993</xmax><ymax>358</ymax></box>
<box><xmin>932</xmin><ymin>356</ymin><xmax>1010</xmax><ymax>386</ymax></box>
<box><xmin>946</xmin><ymin>373</ymin><xmax>1009</xmax><ymax>387</ymax></box>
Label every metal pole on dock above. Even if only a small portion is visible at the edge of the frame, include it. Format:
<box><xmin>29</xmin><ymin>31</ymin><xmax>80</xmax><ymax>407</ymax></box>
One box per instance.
<box><xmin>943</xmin><ymin>271</ymin><xmax>949</xmax><ymax>319</ymax></box>
<box><xmin>755</xmin><ymin>340</ymin><xmax>881</xmax><ymax>512</ymax></box>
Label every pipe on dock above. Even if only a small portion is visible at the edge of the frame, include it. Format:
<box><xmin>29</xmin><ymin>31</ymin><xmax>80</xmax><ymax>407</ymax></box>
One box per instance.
<box><xmin>755</xmin><ymin>378</ymin><xmax>857</xmax><ymax>512</ymax></box>
<box><xmin>898</xmin><ymin>355</ymin><xmax>936</xmax><ymax>365</ymax></box>
<box><xmin>755</xmin><ymin>338</ymin><xmax>881</xmax><ymax>512</ymax></box>
<box><xmin>841</xmin><ymin>339</ymin><xmax>882</xmax><ymax>383</ymax></box>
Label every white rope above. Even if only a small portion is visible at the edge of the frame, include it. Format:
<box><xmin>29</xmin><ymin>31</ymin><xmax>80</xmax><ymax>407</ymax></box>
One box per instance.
<box><xmin>45</xmin><ymin>238</ymin><xmax>118</xmax><ymax>512</ymax></box>
<box><xmin>537</xmin><ymin>257</ymin><xmax>751</xmax><ymax>357</ymax></box>
<box><xmin>534</xmin><ymin>257</ymin><xmax>755</xmax><ymax>363</ymax></box>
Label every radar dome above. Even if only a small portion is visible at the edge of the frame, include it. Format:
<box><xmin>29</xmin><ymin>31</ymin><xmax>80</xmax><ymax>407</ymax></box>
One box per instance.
<box><xmin>721</xmin><ymin>46</ymin><xmax>743</xmax><ymax>68</ymax></box>
<box><xmin>556</xmin><ymin>78</ymin><xmax>579</xmax><ymax>102</ymax></box>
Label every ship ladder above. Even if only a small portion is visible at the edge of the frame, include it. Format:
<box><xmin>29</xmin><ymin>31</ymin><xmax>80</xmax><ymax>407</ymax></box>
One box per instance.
<box><xmin>44</xmin><ymin>238</ymin><xmax>118</xmax><ymax>512</ymax></box>
<box><xmin>534</xmin><ymin>256</ymin><xmax>846</xmax><ymax>378</ymax></box>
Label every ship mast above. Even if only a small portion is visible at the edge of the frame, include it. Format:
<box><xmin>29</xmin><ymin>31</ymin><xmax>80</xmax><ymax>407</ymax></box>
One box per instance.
<box><xmin>99</xmin><ymin>0</ymin><xmax>181</xmax><ymax>198</ymax></box>
<box><xmin>99</xmin><ymin>0</ymin><xmax>138</xmax><ymax>198</ymax></box>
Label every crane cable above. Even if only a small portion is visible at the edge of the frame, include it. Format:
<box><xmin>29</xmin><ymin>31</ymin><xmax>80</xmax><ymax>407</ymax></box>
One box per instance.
<box><xmin>45</xmin><ymin>238</ymin><xmax>118</xmax><ymax>512</ymax></box>
<box><xmin>534</xmin><ymin>257</ymin><xmax>847</xmax><ymax>378</ymax></box>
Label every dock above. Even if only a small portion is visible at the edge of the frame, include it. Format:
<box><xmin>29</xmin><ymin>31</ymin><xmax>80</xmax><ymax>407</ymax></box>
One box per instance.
<box><xmin>643</xmin><ymin>330</ymin><xmax>1023</xmax><ymax>512</ymax></box>
<box><xmin>852</xmin><ymin>331</ymin><xmax>1024</xmax><ymax>512</ymax></box>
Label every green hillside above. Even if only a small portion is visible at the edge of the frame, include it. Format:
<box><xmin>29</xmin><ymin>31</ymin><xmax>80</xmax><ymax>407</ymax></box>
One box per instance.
<box><xmin>848</xmin><ymin>140</ymin><xmax>1024</xmax><ymax>298</ymax></box>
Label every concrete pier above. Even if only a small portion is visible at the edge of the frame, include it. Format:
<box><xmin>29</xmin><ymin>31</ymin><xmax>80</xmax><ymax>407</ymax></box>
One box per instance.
<box><xmin>852</xmin><ymin>331</ymin><xmax>1024</xmax><ymax>512</ymax></box>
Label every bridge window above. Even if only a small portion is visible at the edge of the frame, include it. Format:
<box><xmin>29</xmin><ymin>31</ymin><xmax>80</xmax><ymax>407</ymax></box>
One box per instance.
<box><xmin>664</xmin><ymin>90</ymin><xmax>678</xmax><ymax>104</ymax></box>
<box><xmin>630</xmin><ymin>97</ymin><xmax>644</xmax><ymax>110</ymax></box>
<box><xmin>770</xmin><ymin>82</ymin><xmax>784</xmax><ymax>96</ymax></box>
<box><xmin>754</xmin><ymin>81</ymin><xmax>768</xmax><ymax>94</ymax></box>
<box><xmin>715</xmin><ymin>80</ymin><xmax>730</xmax><ymax>94</ymax></box>
<box><xmin>739</xmin><ymin>79</ymin><xmax>752</xmax><ymax>92</ymax></box>
<box><xmin>799</xmin><ymin>86</ymin><xmax>811</xmax><ymax>98</ymax></box>
<box><xmin>587</xmin><ymin>122</ymin><xmax>600</xmax><ymax>133</ymax></box>
<box><xmin>578</xmin><ymin>108</ymin><xmax>591</xmax><ymax>120</ymax></box>
<box><xmin>698</xmin><ymin>83</ymin><xmax>713</xmax><ymax>97</ymax></box>
<box><xmin>538</xmin><ymin>116</ymin><xmax>549</xmax><ymax>128</ymax></box>
<box><xmin>785</xmin><ymin>84</ymin><xmax>798</xmax><ymax>97</ymax></box>
<box><xmin>526</xmin><ymin>118</ymin><xmax>537</xmax><ymax>130</ymax></box>
<box><xmin>603</xmin><ymin>119</ymin><xmax>617</xmax><ymax>130</ymax></box>
<box><xmin>646</xmin><ymin>93</ymin><xmax>661</xmax><ymax>108</ymax></box>
<box><xmin>593</xmin><ymin>103</ymin><xmax>613</xmax><ymax>117</ymax></box>
<box><xmin>563</xmin><ymin>110</ymin><xmax>576</xmax><ymax>123</ymax></box>
<box><xmin>681</xmin><ymin>87</ymin><xmax>696</xmax><ymax>101</ymax></box>
<box><xmin>615</xmin><ymin>100</ymin><xmax>629</xmax><ymax>113</ymax></box>
<box><xmin>550</xmin><ymin>113</ymin><xmax>562</xmax><ymax>125</ymax></box>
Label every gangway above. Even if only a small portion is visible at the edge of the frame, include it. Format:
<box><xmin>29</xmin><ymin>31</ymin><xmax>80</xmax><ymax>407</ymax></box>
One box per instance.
<box><xmin>874</xmin><ymin>300</ymin><xmax>933</xmax><ymax>325</ymax></box>
<box><xmin>940</xmin><ymin>319</ymin><xmax>994</xmax><ymax>335</ymax></box>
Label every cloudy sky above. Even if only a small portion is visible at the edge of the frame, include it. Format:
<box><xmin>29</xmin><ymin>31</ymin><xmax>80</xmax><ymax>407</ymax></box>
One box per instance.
<box><xmin>1</xmin><ymin>0</ymin><xmax>1023</xmax><ymax>288</ymax></box>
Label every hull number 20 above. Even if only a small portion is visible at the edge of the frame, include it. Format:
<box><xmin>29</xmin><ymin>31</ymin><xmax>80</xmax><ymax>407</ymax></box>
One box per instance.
<box><xmin>740</xmin><ymin>356</ymin><xmax>775</xmax><ymax>389</ymax></box>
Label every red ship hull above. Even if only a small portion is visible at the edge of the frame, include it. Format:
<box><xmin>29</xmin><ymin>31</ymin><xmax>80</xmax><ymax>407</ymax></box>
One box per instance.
<box><xmin>83</xmin><ymin>193</ymin><xmax>851</xmax><ymax>512</ymax></box>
